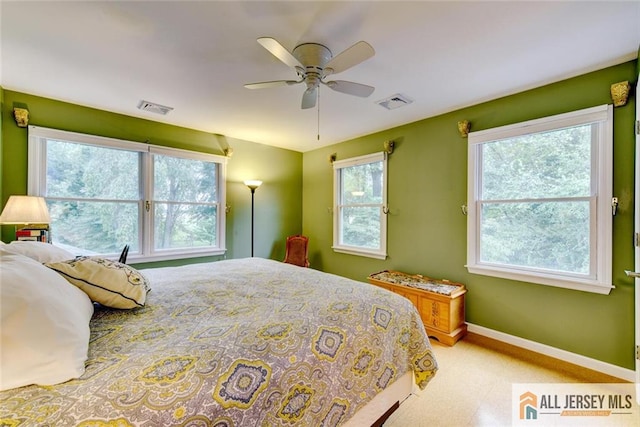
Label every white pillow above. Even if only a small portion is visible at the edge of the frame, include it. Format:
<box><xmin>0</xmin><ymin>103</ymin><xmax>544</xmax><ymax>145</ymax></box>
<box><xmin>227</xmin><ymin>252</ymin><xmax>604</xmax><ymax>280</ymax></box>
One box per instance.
<box><xmin>0</xmin><ymin>249</ymin><xmax>94</xmax><ymax>391</ymax></box>
<box><xmin>3</xmin><ymin>241</ymin><xmax>75</xmax><ymax>263</ymax></box>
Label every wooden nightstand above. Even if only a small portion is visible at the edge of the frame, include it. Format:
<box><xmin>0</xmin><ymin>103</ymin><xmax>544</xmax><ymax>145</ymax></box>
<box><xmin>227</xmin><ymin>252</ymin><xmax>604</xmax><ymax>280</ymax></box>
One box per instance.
<box><xmin>368</xmin><ymin>270</ymin><xmax>467</xmax><ymax>346</ymax></box>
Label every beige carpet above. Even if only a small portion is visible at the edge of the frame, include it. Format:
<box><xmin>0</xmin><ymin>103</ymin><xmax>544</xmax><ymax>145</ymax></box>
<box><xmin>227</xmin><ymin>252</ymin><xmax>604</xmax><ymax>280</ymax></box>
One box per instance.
<box><xmin>384</xmin><ymin>333</ymin><xmax>634</xmax><ymax>426</ymax></box>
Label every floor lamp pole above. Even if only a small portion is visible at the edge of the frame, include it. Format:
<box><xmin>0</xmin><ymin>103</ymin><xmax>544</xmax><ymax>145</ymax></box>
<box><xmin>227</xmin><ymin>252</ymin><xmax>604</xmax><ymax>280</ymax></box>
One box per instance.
<box><xmin>244</xmin><ymin>180</ymin><xmax>262</xmax><ymax>258</ymax></box>
<box><xmin>250</xmin><ymin>188</ymin><xmax>255</xmax><ymax>257</ymax></box>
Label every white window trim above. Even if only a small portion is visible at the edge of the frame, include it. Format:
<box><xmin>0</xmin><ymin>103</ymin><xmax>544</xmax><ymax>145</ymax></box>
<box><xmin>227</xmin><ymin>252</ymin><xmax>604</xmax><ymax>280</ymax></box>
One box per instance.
<box><xmin>332</xmin><ymin>151</ymin><xmax>388</xmax><ymax>260</ymax></box>
<box><xmin>28</xmin><ymin>126</ymin><xmax>227</xmax><ymax>262</ymax></box>
<box><xmin>466</xmin><ymin>105</ymin><xmax>613</xmax><ymax>295</ymax></box>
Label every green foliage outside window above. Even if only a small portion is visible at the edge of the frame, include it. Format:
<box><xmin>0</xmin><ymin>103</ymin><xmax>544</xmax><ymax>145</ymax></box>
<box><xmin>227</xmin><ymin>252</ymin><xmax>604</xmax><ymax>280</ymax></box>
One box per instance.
<box><xmin>478</xmin><ymin>125</ymin><xmax>592</xmax><ymax>274</ymax></box>
<box><xmin>339</xmin><ymin>161</ymin><xmax>383</xmax><ymax>249</ymax></box>
<box><xmin>46</xmin><ymin>140</ymin><xmax>140</xmax><ymax>253</ymax></box>
<box><xmin>44</xmin><ymin>140</ymin><xmax>219</xmax><ymax>255</ymax></box>
<box><xmin>153</xmin><ymin>155</ymin><xmax>218</xmax><ymax>250</ymax></box>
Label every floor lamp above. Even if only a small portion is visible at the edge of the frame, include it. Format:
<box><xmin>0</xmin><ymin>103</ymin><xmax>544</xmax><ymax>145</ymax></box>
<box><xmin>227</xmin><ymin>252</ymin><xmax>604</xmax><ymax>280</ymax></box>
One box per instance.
<box><xmin>244</xmin><ymin>180</ymin><xmax>262</xmax><ymax>257</ymax></box>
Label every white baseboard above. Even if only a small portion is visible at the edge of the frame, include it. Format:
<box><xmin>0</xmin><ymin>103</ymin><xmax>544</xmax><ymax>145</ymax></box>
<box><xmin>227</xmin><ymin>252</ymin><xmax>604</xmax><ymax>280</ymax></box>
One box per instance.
<box><xmin>466</xmin><ymin>323</ymin><xmax>636</xmax><ymax>382</ymax></box>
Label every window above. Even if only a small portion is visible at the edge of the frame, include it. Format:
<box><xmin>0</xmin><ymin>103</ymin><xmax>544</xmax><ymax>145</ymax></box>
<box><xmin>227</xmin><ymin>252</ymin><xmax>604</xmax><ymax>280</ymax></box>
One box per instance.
<box><xmin>28</xmin><ymin>126</ymin><xmax>226</xmax><ymax>262</ymax></box>
<box><xmin>467</xmin><ymin>105</ymin><xmax>613</xmax><ymax>294</ymax></box>
<box><xmin>333</xmin><ymin>152</ymin><xmax>388</xmax><ymax>259</ymax></box>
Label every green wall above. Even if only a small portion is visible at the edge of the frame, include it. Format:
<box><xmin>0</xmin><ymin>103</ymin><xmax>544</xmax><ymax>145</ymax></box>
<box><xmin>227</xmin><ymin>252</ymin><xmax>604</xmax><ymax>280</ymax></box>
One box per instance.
<box><xmin>2</xmin><ymin>59</ymin><xmax>637</xmax><ymax>370</ymax></box>
<box><xmin>1</xmin><ymin>90</ymin><xmax>303</xmax><ymax>265</ymax></box>
<box><xmin>302</xmin><ymin>60</ymin><xmax>638</xmax><ymax>369</ymax></box>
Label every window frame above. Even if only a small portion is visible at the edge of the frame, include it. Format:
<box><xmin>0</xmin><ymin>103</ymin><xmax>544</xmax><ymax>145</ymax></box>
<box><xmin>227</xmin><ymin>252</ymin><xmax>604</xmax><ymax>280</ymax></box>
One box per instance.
<box><xmin>332</xmin><ymin>151</ymin><xmax>388</xmax><ymax>259</ymax></box>
<box><xmin>28</xmin><ymin>126</ymin><xmax>227</xmax><ymax>262</ymax></box>
<box><xmin>466</xmin><ymin>104</ymin><xmax>613</xmax><ymax>294</ymax></box>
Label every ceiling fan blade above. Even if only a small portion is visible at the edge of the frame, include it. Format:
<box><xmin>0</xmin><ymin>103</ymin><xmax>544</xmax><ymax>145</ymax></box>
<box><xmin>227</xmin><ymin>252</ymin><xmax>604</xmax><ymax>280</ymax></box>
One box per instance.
<box><xmin>244</xmin><ymin>80</ymin><xmax>300</xmax><ymax>89</ymax></box>
<box><xmin>323</xmin><ymin>41</ymin><xmax>375</xmax><ymax>75</ymax></box>
<box><xmin>324</xmin><ymin>80</ymin><xmax>375</xmax><ymax>97</ymax></box>
<box><xmin>257</xmin><ymin>37</ymin><xmax>304</xmax><ymax>69</ymax></box>
<box><xmin>301</xmin><ymin>87</ymin><xmax>317</xmax><ymax>109</ymax></box>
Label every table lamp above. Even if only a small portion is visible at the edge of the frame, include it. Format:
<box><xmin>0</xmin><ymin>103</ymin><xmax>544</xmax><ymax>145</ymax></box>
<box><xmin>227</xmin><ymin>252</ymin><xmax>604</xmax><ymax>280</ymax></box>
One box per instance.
<box><xmin>0</xmin><ymin>195</ymin><xmax>51</xmax><ymax>241</ymax></box>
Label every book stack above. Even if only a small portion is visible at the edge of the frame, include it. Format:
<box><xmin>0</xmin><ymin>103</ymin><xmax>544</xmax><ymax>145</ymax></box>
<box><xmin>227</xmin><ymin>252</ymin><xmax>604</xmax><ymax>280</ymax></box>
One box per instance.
<box><xmin>16</xmin><ymin>228</ymin><xmax>50</xmax><ymax>243</ymax></box>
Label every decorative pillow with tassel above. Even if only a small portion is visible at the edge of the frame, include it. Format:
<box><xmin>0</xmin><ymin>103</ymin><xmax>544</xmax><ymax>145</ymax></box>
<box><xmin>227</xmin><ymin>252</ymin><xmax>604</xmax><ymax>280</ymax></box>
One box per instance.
<box><xmin>46</xmin><ymin>256</ymin><xmax>150</xmax><ymax>309</ymax></box>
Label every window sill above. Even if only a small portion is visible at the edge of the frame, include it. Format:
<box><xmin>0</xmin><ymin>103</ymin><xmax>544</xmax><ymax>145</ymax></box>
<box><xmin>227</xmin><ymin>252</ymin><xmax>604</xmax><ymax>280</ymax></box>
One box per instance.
<box><xmin>332</xmin><ymin>246</ymin><xmax>387</xmax><ymax>260</ymax></box>
<box><xmin>466</xmin><ymin>264</ymin><xmax>613</xmax><ymax>295</ymax></box>
<box><xmin>128</xmin><ymin>248</ymin><xmax>227</xmax><ymax>264</ymax></box>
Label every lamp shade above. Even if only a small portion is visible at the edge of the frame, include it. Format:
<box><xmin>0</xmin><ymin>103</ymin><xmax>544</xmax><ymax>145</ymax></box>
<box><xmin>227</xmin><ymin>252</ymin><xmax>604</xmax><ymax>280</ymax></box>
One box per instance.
<box><xmin>244</xmin><ymin>180</ymin><xmax>262</xmax><ymax>190</ymax></box>
<box><xmin>0</xmin><ymin>196</ymin><xmax>51</xmax><ymax>224</ymax></box>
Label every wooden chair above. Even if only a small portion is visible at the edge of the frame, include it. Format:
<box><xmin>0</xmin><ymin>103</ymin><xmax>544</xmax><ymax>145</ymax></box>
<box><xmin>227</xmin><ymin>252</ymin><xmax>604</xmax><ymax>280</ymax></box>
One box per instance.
<box><xmin>283</xmin><ymin>235</ymin><xmax>310</xmax><ymax>267</ymax></box>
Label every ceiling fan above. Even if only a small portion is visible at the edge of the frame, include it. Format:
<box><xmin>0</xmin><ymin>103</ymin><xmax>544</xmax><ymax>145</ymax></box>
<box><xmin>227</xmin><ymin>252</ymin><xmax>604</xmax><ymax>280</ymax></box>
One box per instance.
<box><xmin>245</xmin><ymin>37</ymin><xmax>375</xmax><ymax>109</ymax></box>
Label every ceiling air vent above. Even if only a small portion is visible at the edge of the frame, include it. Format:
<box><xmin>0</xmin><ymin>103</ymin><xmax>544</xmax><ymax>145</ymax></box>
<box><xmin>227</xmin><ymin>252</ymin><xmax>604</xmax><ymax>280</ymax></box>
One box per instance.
<box><xmin>375</xmin><ymin>94</ymin><xmax>413</xmax><ymax>110</ymax></box>
<box><xmin>137</xmin><ymin>100</ymin><xmax>174</xmax><ymax>115</ymax></box>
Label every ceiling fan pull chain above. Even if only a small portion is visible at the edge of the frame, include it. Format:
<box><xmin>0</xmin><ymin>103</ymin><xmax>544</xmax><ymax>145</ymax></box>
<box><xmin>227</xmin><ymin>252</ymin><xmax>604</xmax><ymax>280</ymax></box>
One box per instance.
<box><xmin>317</xmin><ymin>89</ymin><xmax>321</xmax><ymax>141</ymax></box>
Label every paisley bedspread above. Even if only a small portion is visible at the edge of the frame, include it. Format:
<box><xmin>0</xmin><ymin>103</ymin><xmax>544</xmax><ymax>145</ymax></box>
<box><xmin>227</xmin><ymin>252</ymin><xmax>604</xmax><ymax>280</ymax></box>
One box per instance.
<box><xmin>0</xmin><ymin>257</ymin><xmax>437</xmax><ymax>426</ymax></box>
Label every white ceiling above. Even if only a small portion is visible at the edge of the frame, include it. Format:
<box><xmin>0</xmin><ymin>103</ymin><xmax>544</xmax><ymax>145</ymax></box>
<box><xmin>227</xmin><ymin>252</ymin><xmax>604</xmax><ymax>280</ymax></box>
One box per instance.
<box><xmin>1</xmin><ymin>1</ymin><xmax>638</xmax><ymax>153</ymax></box>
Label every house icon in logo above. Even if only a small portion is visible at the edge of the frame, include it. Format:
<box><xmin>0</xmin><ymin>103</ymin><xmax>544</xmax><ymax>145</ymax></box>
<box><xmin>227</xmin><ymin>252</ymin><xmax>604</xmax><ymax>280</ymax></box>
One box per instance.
<box><xmin>519</xmin><ymin>391</ymin><xmax>538</xmax><ymax>420</ymax></box>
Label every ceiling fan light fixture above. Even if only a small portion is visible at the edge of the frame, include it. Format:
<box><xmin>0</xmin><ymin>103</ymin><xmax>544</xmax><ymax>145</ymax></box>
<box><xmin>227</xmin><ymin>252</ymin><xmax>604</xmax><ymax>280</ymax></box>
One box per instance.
<box><xmin>376</xmin><ymin>94</ymin><xmax>413</xmax><ymax>110</ymax></box>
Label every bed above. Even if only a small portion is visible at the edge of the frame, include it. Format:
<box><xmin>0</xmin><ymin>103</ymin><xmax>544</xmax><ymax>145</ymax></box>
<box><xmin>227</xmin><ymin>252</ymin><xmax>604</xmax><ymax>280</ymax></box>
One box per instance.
<box><xmin>0</xmin><ymin>243</ymin><xmax>437</xmax><ymax>426</ymax></box>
